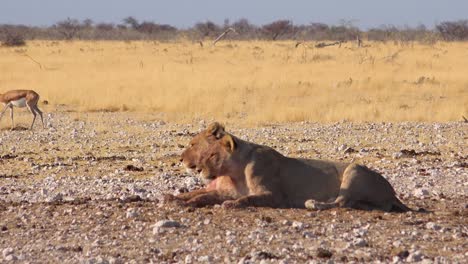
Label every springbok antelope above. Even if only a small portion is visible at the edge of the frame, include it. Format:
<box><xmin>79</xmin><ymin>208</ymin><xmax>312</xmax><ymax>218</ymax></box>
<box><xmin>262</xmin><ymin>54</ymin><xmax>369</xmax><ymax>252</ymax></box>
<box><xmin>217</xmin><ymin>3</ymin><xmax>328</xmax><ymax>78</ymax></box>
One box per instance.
<box><xmin>0</xmin><ymin>89</ymin><xmax>45</xmax><ymax>130</ymax></box>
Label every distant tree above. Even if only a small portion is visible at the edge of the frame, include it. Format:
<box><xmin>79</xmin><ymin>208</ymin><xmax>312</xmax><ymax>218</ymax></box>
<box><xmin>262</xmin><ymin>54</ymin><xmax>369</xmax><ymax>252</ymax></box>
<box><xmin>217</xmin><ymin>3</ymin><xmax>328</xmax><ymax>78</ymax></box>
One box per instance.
<box><xmin>330</xmin><ymin>19</ymin><xmax>360</xmax><ymax>41</ymax></box>
<box><xmin>136</xmin><ymin>21</ymin><xmax>176</xmax><ymax>34</ymax></box>
<box><xmin>96</xmin><ymin>23</ymin><xmax>114</xmax><ymax>31</ymax></box>
<box><xmin>157</xmin><ymin>24</ymin><xmax>177</xmax><ymax>32</ymax></box>
<box><xmin>303</xmin><ymin>23</ymin><xmax>330</xmax><ymax>40</ymax></box>
<box><xmin>137</xmin><ymin>21</ymin><xmax>159</xmax><ymax>34</ymax></box>
<box><xmin>55</xmin><ymin>18</ymin><xmax>83</xmax><ymax>40</ymax></box>
<box><xmin>436</xmin><ymin>20</ymin><xmax>468</xmax><ymax>41</ymax></box>
<box><xmin>120</xmin><ymin>17</ymin><xmax>177</xmax><ymax>36</ymax></box>
<box><xmin>2</xmin><ymin>32</ymin><xmax>26</xmax><ymax>46</ymax></box>
<box><xmin>117</xmin><ymin>24</ymin><xmax>127</xmax><ymax>30</ymax></box>
<box><xmin>309</xmin><ymin>23</ymin><xmax>329</xmax><ymax>32</ymax></box>
<box><xmin>122</xmin><ymin>16</ymin><xmax>140</xmax><ymax>30</ymax></box>
<box><xmin>396</xmin><ymin>24</ymin><xmax>432</xmax><ymax>42</ymax></box>
<box><xmin>194</xmin><ymin>21</ymin><xmax>220</xmax><ymax>37</ymax></box>
<box><xmin>262</xmin><ymin>20</ymin><xmax>293</xmax><ymax>40</ymax></box>
<box><xmin>83</xmin><ymin>18</ymin><xmax>94</xmax><ymax>28</ymax></box>
<box><xmin>223</xmin><ymin>18</ymin><xmax>230</xmax><ymax>29</ymax></box>
<box><xmin>232</xmin><ymin>18</ymin><xmax>256</xmax><ymax>35</ymax></box>
<box><xmin>0</xmin><ymin>17</ymin><xmax>456</xmax><ymax>42</ymax></box>
<box><xmin>0</xmin><ymin>24</ymin><xmax>32</xmax><ymax>40</ymax></box>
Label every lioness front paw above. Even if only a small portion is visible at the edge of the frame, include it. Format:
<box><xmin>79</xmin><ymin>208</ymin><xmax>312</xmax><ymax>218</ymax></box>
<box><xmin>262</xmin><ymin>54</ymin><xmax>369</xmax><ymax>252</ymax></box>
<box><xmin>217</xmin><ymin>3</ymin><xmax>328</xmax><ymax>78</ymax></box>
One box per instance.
<box><xmin>163</xmin><ymin>194</ymin><xmax>185</xmax><ymax>205</ymax></box>
<box><xmin>305</xmin><ymin>199</ymin><xmax>335</xmax><ymax>210</ymax></box>
<box><xmin>221</xmin><ymin>200</ymin><xmax>242</xmax><ymax>209</ymax></box>
<box><xmin>185</xmin><ymin>198</ymin><xmax>209</xmax><ymax>208</ymax></box>
<box><xmin>163</xmin><ymin>193</ymin><xmax>176</xmax><ymax>201</ymax></box>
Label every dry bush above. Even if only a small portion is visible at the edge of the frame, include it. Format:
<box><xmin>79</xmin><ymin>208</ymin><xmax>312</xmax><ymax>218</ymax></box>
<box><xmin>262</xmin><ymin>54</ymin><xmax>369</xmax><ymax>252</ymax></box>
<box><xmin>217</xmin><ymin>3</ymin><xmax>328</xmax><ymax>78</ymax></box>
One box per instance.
<box><xmin>1</xmin><ymin>40</ymin><xmax>466</xmax><ymax>124</ymax></box>
<box><xmin>262</xmin><ymin>20</ymin><xmax>293</xmax><ymax>40</ymax></box>
<box><xmin>436</xmin><ymin>20</ymin><xmax>468</xmax><ymax>41</ymax></box>
<box><xmin>2</xmin><ymin>18</ymin><xmax>465</xmax><ymax>43</ymax></box>
<box><xmin>2</xmin><ymin>33</ymin><xmax>26</xmax><ymax>47</ymax></box>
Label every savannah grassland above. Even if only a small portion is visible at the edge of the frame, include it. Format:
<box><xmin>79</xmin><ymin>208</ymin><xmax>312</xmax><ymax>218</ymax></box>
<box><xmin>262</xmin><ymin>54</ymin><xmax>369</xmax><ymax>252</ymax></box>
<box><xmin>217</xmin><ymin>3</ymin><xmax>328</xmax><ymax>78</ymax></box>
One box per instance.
<box><xmin>0</xmin><ymin>40</ymin><xmax>467</xmax><ymax>125</ymax></box>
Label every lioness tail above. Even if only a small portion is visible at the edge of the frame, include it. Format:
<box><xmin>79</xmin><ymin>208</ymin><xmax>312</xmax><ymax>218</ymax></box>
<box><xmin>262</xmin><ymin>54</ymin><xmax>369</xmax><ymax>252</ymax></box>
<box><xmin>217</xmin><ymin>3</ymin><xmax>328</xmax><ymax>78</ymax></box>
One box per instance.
<box><xmin>392</xmin><ymin>198</ymin><xmax>412</xmax><ymax>212</ymax></box>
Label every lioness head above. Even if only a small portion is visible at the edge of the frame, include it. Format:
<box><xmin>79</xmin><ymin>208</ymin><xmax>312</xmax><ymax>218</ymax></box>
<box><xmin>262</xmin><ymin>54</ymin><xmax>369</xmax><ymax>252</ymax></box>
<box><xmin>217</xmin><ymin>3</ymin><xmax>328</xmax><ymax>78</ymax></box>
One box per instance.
<box><xmin>181</xmin><ymin>122</ymin><xmax>226</xmax><ymax>174</ymax></box>
<box><xmin>199</xmin><ymin>134</ymin><xmax>237</xmax><ymax>181</ymax></box>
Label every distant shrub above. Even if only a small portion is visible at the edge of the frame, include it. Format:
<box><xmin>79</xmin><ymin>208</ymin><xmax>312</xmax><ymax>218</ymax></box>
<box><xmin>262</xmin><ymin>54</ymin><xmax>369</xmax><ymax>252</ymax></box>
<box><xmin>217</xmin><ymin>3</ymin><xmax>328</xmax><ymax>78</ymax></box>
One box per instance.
<box><xmin>96</xmin><ymin>23</ymin><xmax>114</xmax><ymax>31</ymax></box>
<box><xmin>262</xmin><ymin>20</ymin><xmax>293</xmax><ymax>40</ymax></box>
<box><xmin>2</xmin><ymin>33</ymin><xmax>26</xmax><ymax>47</ymax></box>
<box><xmin>1</xmin><ymin>17</ymin><xmax>468</xmax><ymax>42</ymax></box>
<box><xmin>54</xmin><ymin>18</ymin><xmax>84</xmax><ymax>40</ymax></box>
<box><xmin>195</xmin><ymin>21</ymin><xmax>221</xmax><ymax>37</ymax></box>
<box><xmin>436</xmin><ymin>20</ymin><xmax>468</xmax><ymax>41</ymax></box>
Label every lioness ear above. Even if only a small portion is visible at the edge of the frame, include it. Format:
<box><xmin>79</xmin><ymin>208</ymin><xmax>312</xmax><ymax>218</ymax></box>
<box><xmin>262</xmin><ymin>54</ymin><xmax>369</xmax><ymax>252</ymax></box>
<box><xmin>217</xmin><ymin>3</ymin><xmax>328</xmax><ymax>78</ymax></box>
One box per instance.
<box><xmin>206</xmin><ymin>122</ymin><xmax>225</xmax><ymax>139</ymax></box>
<box><xmin>221</xmin><ymin>134</ymin><xmax>236</xmax><ymax>153</ymax></box>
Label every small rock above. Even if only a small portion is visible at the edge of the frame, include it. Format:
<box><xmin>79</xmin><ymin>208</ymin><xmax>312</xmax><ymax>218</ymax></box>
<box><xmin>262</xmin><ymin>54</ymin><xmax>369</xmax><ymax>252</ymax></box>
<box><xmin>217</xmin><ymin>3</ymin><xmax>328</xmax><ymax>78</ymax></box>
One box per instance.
<box><xmin>392</xmin><ymin>240</ymin><xmax>402</xmax><ymax>247</ymax></box>
<box><xmin>126</xmin><ymin>208</ymin><xmax>139</xmax><ymax>218</ymax></box>
<box><xmin>231</xmin><ymin>247</ymin><xmax>240</xmax><ymax>255</ymax></box>
<box><xmin>292</xmin><ymin>221</ymin><xmax>304</xmax><ymax>230</ymax></box>
<box><xmin>413</xmin><ymin>188</ymin><xmax>429</xmax><ymax>198</ymax></box>
<box><xmin>396</xmin><ymin>250</ymin><xmax>409</xmax><ymax>259</ymax></box>
<box><xmin>303</xmin><ymin>231</ymin><xmax>315</xmax><ymax>238</ymax></box>
<box><xmin>407</xmin><ymin>250</ymin><xmax>423</xmax><ymax>262</ymax></box>
<box><xmin>353</xmin><ymin>225</ymin><xmax>369</xmax><ymax>237</ymax></box>
<box><xmin>420</xmin><ymin>259</ymin><xmax>433</xmax><ymax>264</ymax></box>
<box><xmin>4</xmin><ymin>254</ymin><xmax>17</xmax><ymax>261</ymax></box>
<box><xmin>425</xmin><ymin>222</ymin><xmax>442</xmax><ymax>231</ymax></box>
<box><xmin>197</xmin><ymin>255</ymin><xmax>213</xmax><ymax>262</ymax></box>
<box><xmin>2</xmin><ymin>248</ymin><xmax>14</xmax><ymax>258</ymax></box>
<box><xmin>154</xmin><ymin>220</ymin><xmax>181</xmax><ymax>228</ymax></box>
<box><xmin>185</xmin><ymin>254</ymin><xmax>193</xmax><ymax>264</ymax></box>
<box><xmin>392</xmin><ymin>152</ymin><xmax>403</xmax><ymax>159</ymax></box>
<box><xmin>344</xmin><ymin>147</ymin><xmax>357</xmax><ymax>154</ymax></box>
<box><xmin>352</xmin><ymin>238</ymin><xmax>368</xmax><ymax>247</ymax></box>
<box><xmin>124</xmin><ymin>164</ymin><xmax>144</xmax><ymax>172</ymax></box>
<box><xmin>46</xmin><ymin>193</ymin><xmax>63</xmax><ymax>203</ymax></box>
<box><xmin>94</xmin><ymin>256</ymin><xmax>109</xmax><ymax>264</ymax></box>
<box><xmin>338</xmin><ymin>144</ymin><xmax>348</xmax><ymax>152</ymax></box>
<box><xmin>120</xmin><ymin>195</ymin><xmax>143</xmax><ymax>203</ymax></box>
<box><xmin>316</xmin><ymin>248</ymin><xmax>333</xmax><ymax>259</ymax></box>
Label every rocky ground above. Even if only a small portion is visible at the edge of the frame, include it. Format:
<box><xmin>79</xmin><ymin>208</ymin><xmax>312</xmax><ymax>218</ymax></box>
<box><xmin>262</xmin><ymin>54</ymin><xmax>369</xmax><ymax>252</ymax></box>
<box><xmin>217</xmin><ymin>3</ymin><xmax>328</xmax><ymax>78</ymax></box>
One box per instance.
<box><xmin>0</xmin><ymin>111</ymin><xmax>467</xmax><ymax>263</ymax></box>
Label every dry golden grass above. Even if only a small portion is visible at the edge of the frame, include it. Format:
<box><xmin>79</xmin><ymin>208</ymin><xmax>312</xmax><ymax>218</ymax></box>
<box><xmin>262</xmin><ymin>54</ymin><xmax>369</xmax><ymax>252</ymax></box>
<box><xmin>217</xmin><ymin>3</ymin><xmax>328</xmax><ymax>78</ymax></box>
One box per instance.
<box><xmin>0</xmin><ymin>40</ymin><xmax>467</xmax><ymax>124</ymax></box>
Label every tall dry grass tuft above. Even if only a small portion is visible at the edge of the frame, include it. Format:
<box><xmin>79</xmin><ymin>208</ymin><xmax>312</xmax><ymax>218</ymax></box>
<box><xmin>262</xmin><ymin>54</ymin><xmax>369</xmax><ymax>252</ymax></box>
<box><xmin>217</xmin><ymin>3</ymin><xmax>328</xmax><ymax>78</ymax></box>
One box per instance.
<box><xmin>0</xmin><ymin>40</ymin><xmax>466</xmax><ymax>124</ymax></box>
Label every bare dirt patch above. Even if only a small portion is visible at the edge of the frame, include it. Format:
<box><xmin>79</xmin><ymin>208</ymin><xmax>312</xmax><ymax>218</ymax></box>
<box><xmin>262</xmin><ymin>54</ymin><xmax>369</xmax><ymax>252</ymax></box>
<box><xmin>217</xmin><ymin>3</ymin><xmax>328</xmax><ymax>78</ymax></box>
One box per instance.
<box><xmin>0</xmin><ymin>112</ymin><xmax>466</xmax><ymax>263</ymax></box>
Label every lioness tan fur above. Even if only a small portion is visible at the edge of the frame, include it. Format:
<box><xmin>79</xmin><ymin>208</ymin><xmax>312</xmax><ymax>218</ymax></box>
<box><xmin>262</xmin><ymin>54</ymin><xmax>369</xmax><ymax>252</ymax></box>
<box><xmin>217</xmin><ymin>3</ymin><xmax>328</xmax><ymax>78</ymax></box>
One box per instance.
<box><xmin>181</xmin><ymin>122</ymin><xmax>411</xmax><ymax>212</ymax></box>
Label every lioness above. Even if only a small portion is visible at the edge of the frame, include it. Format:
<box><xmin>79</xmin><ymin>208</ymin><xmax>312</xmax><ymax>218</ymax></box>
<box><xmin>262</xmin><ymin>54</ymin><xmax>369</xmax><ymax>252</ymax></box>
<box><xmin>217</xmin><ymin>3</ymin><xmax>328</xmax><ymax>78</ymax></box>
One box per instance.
<box><xmin>180</xmin><ymin>122</ymin><xmax>411</xmax><ymax>212</ymax></box>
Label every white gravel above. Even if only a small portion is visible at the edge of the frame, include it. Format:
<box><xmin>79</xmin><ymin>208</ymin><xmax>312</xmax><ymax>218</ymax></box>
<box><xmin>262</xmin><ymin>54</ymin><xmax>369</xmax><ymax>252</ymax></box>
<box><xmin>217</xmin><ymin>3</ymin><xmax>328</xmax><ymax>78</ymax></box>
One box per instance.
<box><xmin>0</xmin><ymin>112</ymin><xmax>466</xmax><ymax>263</ymax></box>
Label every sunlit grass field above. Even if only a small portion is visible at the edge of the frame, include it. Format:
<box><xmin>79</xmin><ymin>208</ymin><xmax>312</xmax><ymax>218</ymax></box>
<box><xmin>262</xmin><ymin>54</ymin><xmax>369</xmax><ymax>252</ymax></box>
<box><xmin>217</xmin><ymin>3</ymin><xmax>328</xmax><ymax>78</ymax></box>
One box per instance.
<box><xmin>1</xmin><ymin>40</ymin><xmax>467</xmax><ymax>124</ymax></box>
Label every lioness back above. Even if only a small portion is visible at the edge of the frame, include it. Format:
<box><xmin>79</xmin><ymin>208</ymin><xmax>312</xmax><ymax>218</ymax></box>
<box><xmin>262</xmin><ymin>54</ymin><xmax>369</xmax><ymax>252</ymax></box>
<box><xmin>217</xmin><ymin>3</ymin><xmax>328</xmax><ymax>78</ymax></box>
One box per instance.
<box><xmin>275</xmin><ymin>158</ymin><xmax>349</xmax><ymax>206</ymax></box>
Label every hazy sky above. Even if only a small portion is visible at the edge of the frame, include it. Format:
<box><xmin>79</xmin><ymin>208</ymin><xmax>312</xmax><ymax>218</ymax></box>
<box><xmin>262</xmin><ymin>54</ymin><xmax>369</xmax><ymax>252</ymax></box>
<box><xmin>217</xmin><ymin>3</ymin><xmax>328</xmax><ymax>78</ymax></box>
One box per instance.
<box><xmin>1</xmin><ymin>0</ymin><xmax>467</xmax><ymax>29</ymax></box>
